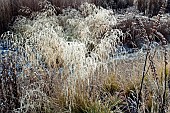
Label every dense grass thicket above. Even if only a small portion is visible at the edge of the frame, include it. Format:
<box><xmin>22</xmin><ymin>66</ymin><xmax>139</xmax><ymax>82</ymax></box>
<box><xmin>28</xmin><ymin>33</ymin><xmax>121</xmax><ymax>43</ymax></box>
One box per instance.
<box><xmin>0</xmin><ymin>0</ymin><xmax>170</xmax><ymax>113</ymax></box>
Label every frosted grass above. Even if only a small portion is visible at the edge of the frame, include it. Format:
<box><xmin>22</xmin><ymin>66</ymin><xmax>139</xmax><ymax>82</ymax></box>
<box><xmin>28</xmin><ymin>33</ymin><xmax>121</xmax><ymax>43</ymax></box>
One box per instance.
<box><xmin>0</xmin><ymin>3</ymin><xmax>125</xmax><ymax>111</ymax></box>
<box><xmin>7</xmin><ymin>2</ymin><xmax>123</xmax><ymax>81</ymax></box>
<box><xmin>0</xmin><ymin>1</ymin><xmax>170</xmax><ymax>112</ymax></box>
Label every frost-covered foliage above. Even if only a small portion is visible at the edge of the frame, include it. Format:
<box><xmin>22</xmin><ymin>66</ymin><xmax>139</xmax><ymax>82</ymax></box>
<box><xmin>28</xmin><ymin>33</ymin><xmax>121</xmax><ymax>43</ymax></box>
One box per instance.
<box><xmin>11</xmin><ymin>1</ymin><xmax>122</xmax><ymax>79</ymax></box>
<box><xmin>1</xmin><ymin>1</ymin><xmax>170</xmax><ymax>112</ymax></box>
<box><xmin>0</xmin><ymin>1</ymin><xmax>123</xmax><ymax>112</ymax></box>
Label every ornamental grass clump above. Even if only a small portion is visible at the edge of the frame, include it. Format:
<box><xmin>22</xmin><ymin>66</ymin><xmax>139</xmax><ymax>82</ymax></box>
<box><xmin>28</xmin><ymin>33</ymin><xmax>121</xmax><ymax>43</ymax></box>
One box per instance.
<box><xmin>1</xmin><ymin>1</ymin><xmax>124</xmax><ymax>112</ymax></box>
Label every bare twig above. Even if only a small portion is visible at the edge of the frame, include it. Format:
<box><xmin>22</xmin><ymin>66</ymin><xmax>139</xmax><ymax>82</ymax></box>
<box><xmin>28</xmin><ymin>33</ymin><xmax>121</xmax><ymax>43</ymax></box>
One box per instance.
<box><xmin>137</xmin><ymin>47</ymin><xmax>150</xmax><ymax>112</ymax></box>
<box><xmin>161</xmin><ymin>45</ymin><xmax>168</xmax><ymax>113</ymax></box>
